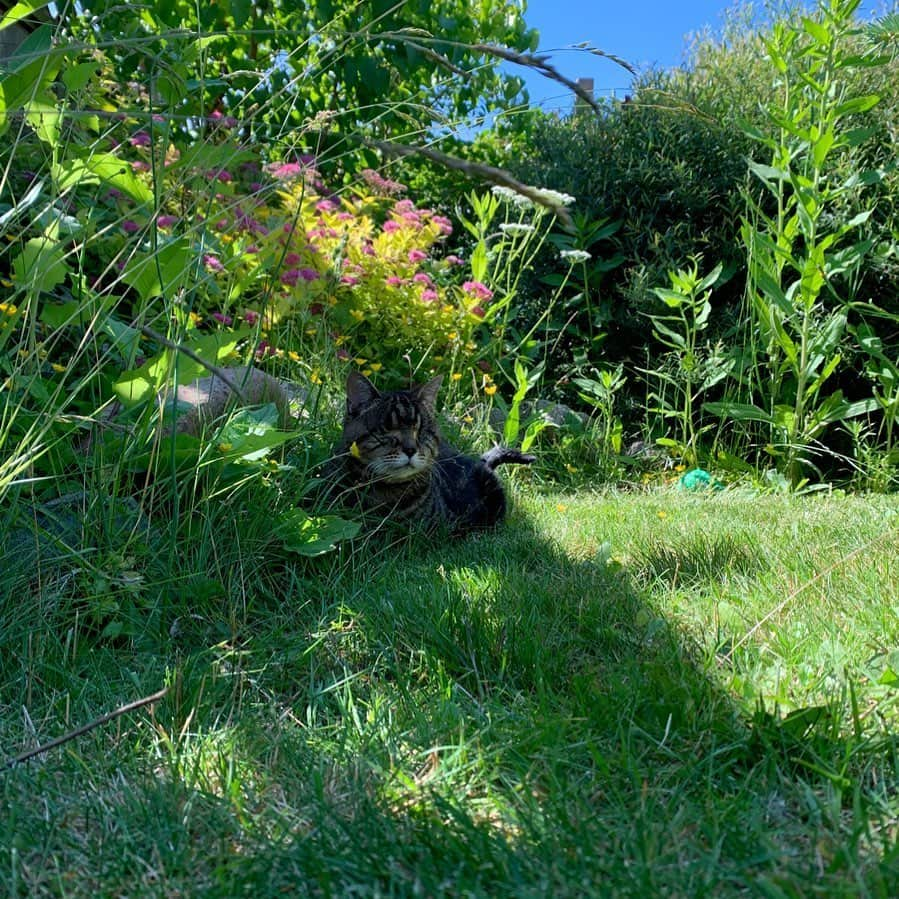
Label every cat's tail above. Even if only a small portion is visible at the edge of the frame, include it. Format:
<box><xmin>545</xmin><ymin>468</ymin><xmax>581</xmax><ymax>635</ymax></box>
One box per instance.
<box><xmin>480</xmin><ymin>446</ymin><xmax>536</xmax><ymax>471</ymax></box>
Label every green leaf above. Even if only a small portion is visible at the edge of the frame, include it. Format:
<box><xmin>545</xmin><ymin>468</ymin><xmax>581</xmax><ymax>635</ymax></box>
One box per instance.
<box><xmin>25</xmin><ymin>97</ymin><xmax>60</xmax><ymax>146</ymax></box>
<box><xmin>703</xmin><ymin>401</ymin><xmax>775</xmax><ymax>425</ymax></box>
<box><xmin>652</xmin><ymin>287</ymin><xmax>685</xmax><ymax>309</ymax></box>
<box><xmin>651</xmin><ymin>320</ymin><xmax>686</xmax><ymax>349</ymax></box>
<box><xmin>11</xmin><ymin>238</ymin><xmax>67</xmax><ymax>294</ymax></box>
<box><xmin>39</xmin><ymin>293</ymin><xmax>116</xmax><ymax>330</ymax></box>
<box><xmin>275</xmin><ymin>510</ymin><xmax>361</xmax><ymax>557</ymax></box>
<box><xmin>113</xmin><ymin>328</ymin><xmax>251</xmax><ymax>403</ymax></box>
<box><xmin>121</xmin><ymin>239</ymin><xmax>193</xmax><ymax>303</ymax></box>
<box><xmin>470</xmin><ymin>239</ymin><xmax>487</xmax><ymax>283</ymax></box>
<box><xmin>215</xmin><ymin>405</ymin><xmax>297</xmax><ymax>461</ymax></box>
<box><xmin>802</xmin><ymin>17</ymin><xmax>832</xmax><ymax>46</ymax></box>
<box><xmin>0</xmin><ymin>22</ymin><xmax>51</xmax><ymax>71</ymax></box>
<box><xmin>812</xmin><ymin>129</ymin><xmax>835</xmax><ymax>168</ymax></box>
<box><xmin>53</xmin><ymin>151</ymin><xmax>153</xmax><ymax>204</ymax></box>
<box><xmin>62</xmin><ymin>62</ymin><xmax>98</xmax><ymax>93</ymax></box>
<box><xmin>0</xmin><ymin>2</ymin><xmax>49</xmax><ymax>31</ymax></box>
<box><xmin>834</xmin><ymin>95</ymin><xmax>880</xmax><ymax>117</ymax></box>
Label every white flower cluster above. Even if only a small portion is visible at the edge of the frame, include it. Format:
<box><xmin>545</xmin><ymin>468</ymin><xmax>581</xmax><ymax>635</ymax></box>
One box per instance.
<box><xmin>499</xmin><ymin>223</ymin><xmax>537</xmax><ymax>235</ymax></box>
<box><xmin>491</xmin><ymin>186</ymin><xmax>535</xmax><ymax>210</ymax></box>
<box><xmin>560</xmin><ymin>249</ymin><xmax>592</xmax><ymax>263</ymax></box>
<box><xmin>533</xmin><ymin>188</ymin><xmax>577</xmax><ymax>208</ymax></box>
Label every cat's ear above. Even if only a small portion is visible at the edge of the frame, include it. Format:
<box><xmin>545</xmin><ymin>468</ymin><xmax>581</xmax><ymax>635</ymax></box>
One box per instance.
<box><xmin>346</xmin><ymin>371</ymin><xmax>379</xmax><ymax>416</ymax></box>
<box><xmin>415</xmin><ymin>375</ymin><xmax>443</xmax><ymax>412</ymax></box>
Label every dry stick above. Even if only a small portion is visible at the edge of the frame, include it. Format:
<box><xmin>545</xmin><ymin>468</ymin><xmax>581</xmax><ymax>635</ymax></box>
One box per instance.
<box><xmin>4</xmin><ymin>687</ymin><xmax>168</xmax><ymax>770</ymax></box>
<box><xmin>361</xmin><ymin>137</ymin><xmax>575</xmax><ymax>229</ymax></box>
<box><xmin>138</xmin><ymin>325</ymin><xmax>251</xmax><ymax>404</ymax></box>
<box><xmin>473</xmin><ymin>43</ymin><xmax>609</xmax><ymax>117</ymax></box>
<box><xmin>724</xmin><ymin>523</ymin><xmax>899</xmax><ymax>662</ymax></box>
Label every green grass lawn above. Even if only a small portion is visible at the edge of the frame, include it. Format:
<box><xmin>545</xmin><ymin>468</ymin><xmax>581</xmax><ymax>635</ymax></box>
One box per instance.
<box><xmin>2</xmin><ymin>485</ymin><xmax>898</xmax><ymax>896</ymax></box>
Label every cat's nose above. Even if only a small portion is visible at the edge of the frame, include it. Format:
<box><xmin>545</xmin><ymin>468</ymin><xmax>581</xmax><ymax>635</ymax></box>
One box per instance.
<box><xmin>401</xmin><ymin>443</ymin><xmax>417</xmax><ymax>458</ymax></box>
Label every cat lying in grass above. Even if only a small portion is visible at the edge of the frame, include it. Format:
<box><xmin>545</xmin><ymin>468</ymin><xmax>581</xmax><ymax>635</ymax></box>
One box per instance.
<box><xmin>327</xmin><ymin>371</ymin><xmax>534</xmax><ymax>533</ymax></box>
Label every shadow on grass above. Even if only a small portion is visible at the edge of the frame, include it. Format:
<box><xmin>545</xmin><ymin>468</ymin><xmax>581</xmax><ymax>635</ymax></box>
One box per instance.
<box><xmin>203</xmin><ymin>513</ymin><xmax>898</xmax><ymax>896</ymax></box>
<box><xmin>1</xmin><ymin>498</ymin><xmax>898</xmax><ymax>897</ymax></box>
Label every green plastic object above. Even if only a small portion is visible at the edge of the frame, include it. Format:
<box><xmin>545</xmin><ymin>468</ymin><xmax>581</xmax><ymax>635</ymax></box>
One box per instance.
<box><xmin>678</xmin><ymin>468</ymin><xmax>722</xmax><ymax>491</ymax></box>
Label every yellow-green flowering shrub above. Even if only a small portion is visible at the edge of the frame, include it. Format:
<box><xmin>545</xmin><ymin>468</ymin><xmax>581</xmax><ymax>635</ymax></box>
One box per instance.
<box><xmin>199</xmin><ymin>162</ymin><xmax>492</xmax><ymax>381</ymax></box>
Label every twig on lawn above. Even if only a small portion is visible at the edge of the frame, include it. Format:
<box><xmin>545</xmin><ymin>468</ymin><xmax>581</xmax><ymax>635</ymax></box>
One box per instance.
<box><xmin>724</xmin><ymin>523</ymin><xmax>899</xmax><ymax>661</ymax></box>
<box><xmin>4</xmin><ymin>687</ymin><xmax>168</xmax><ymax>770</ymax></box>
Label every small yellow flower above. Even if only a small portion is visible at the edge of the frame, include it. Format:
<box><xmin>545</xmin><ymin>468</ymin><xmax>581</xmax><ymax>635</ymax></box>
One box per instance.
<box><xmin>0</xmin><ymin>301</ymin><xmax>16</xmax><ymax>315</ymax></box>
<box><xmin>51</xmin><ymin>363</ymin><xmax>66</xmax><ymax>373</ymax></box>
<box><xmin>657</xmin><ymin>510</ymin><xmax>668</xmax><ymax>519</ymax></box>
<box><xmin>189</xmin><ymin>311</ymin><xmax>202</xmax><ymax>325</ymax></box>
<box><xmin>217</xmin><ymin>442</ymin><xmax>233</xmax><ymax>452</ymax></box>
<box><xmin>362</xmin><ymin>369</ymin><xmax>372</xmax><ymax>376</ymax></box>
<box><xmin>369</xmin><ymin>362</ymin><xmax>382</xmax><ymax>372</ymax></box>
<box><xmin>674</xmin><ymin>464</ymin><xmax>686</xmax><ymax>472</ymax></box>
<box><xmin>447</xmin><ymin>331</ymin><xmax>458</xmax><ymax>340</ymax></box>
<box><xmin>310</xmin><ymin>370</ymin><xmax>322</xmax><ymax>384</ymax></box>
<box><xmin>305</xmin><ymin>327</ymin><xmax>317</xmax><ymax>336</ymax></box>
<box><xmin>433</xmin><ymin>356</ymin><xmax>444</xmax><ymax>362</ymax></box>
<box><xmin>441</xmin><ymin>305</ymin><xmax>455</xmax><ymax>314</ymax></box>
<box><xmin>565</xmin><ymin>464</ymin><xmax>578</xmax><ymax>474</ymax></box>
<box><xmin>556</xmin><ymin>503</ymin><xmax>568</xmax><ymax>513</ymax></box>
<box><xmin>327</xmin><ymin>296</ymin><xmax>338</xmax><ymax>306</ymax></box>
<box><xmin>288</xmin><ymin>351</ymin><xmax>300</xmax><ymax>362</ymax></box>
<box><xmin>354</xmin><ymin>357</ymin><xmax>367</xmax><ymax>365</ymax></box>
<box><xmin>350</xmin><ymin>441</ymin><xmax>361</xmax><ymax>459</ymax></box>
<box><xmin>465</xmin><ymin>342</ymin><xmax>476</xmax><ymax>352</ymax></box>
<box><xmin>463</xmin><ymin>415</ymin><xmax>473</xmax><ymax>424</ymax></box>
<box><xmin>349</xmin><ymin>309</ymin><xmax>365</xmax><ymax>321</ymax></box>
<box><xmin>484</xmin><ymin>385</ymin><xmax>497</xmax><ymax>396</ymax></box>
<box><xmin>451</xmin><ymin>372</ymin><xmax>462</xmax><ymax>381</ymax></box>
<box><xmin>0</xmin><ymin>278</ymin><xmax>13</xmax><ymax>289</ymax></box>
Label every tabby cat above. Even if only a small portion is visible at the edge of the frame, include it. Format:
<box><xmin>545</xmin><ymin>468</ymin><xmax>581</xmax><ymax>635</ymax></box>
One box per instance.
<box><xmin>328</xmin><ymin>372</ymin><xmax>534</xmax><ymax>532</ymax></box>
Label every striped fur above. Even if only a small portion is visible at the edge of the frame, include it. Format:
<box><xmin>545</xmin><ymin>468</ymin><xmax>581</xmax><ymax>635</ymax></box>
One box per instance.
<box><xmin>330</xmin><ymin>372</ymin><xmax>533</xmax><ymax>532</ymax></box>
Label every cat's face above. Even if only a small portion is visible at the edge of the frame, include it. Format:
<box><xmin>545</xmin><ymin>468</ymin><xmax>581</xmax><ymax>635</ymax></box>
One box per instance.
<box><xmin>341</xmin><ymin>372</ymin><xmax>443</xmax><ymax>483</ymax></box>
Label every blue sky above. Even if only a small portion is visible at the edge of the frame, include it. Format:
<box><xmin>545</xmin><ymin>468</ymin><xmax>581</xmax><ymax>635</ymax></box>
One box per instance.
<box><xmin>515</xmin><ymin>0</ymin><xmax>885</xmax><ymax>111</ymax></box>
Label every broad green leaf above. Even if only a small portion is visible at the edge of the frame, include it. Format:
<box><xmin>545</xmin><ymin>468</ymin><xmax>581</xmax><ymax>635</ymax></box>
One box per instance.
<box><xmin>0</xmin><ymin>22</ymin><xmax>51</xmax><ymax>70</ymax></box>
<box><xmin>275</xmin><ymin>510</ymin><xmax>361</xmax><ymax>557</ymax></box>
<box><xmin>802</xmin><ymin>17</ymin><xmax>832</xmax><ymax>46</ymax></box>
<box><xmin>215</xmin><ymin>405</ymin><xmax>297</xmax><ymax>461</ymax></box>
<box><xmin>0</xmin><ymin>2</ymin><xmax>49</xmax><ymax>31</ymax></box>
<box><xmin>25</xmin><ymin>97</ymin><xmax>60</xmax><ymax>146</ymax></box>
<box><xmin>11</xmin><ymin>238</ymin><xmax>67</xmax><ymax>294</ymax></box>
<box><xmin>113</xmin><ymin>327</ymin><xmax>251</xmax><ymax>403</ymax></box>
<box><xmin>100</xmin><ymin>316</ymin><xmax>143</xmax><ymax>362</ymax></box>
<box><xmin>53</xmin><ymin>152</ymin><xmax>153</xmax><ymax>204</ymax></box>
<box><xmin>39</xmin><ymin>293</ymin><xmax>116</xmax><ymax>330</ymax></box>
<box><xmin>652</xmin><ymin>287</ymin><xmax>685</xmax><ymax>309</ymax></box>
<box><xmin>122</xmin><ymin>239</ymin><xmax>193</xmax><ymax>303</ymax></box>
<box><xmin>62</xmin><ymin>62</ymin><xmax>98</xmax><ymax>93</ymax></box>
